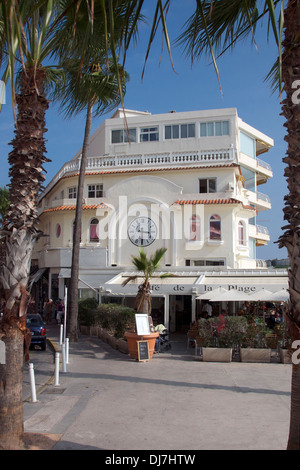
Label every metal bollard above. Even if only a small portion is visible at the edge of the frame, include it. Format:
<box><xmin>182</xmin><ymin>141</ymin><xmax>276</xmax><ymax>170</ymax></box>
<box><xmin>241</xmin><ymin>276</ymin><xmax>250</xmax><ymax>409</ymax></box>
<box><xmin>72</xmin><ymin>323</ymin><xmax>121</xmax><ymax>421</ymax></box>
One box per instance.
<box><xmin>61</xmin><ymin>343</ymin><xmax>67</xmax><ymax>373</ymax></box>
<box><xmin>59</xmin><ymin>324</ymin><xmax>63</xmax><ymax>345</ymax></box>
<box><xmin>66</xmin><ymin>337</ymin><xmax>69</xmax><ymax>364</ymax></box>
<box><xmin>54</xmin><ymin>352</ymin><xmax>60</xmax><ymax>386</ymax></box>
<box><xmin>28</xmin><ymin>363</ymin><xmax>37</xmax><ymax>403</ymax></box>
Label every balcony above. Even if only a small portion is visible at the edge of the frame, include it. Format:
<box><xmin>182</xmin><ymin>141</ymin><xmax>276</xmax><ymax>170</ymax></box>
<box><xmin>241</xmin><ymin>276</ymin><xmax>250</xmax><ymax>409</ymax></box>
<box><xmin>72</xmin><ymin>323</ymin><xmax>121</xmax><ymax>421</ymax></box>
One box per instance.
<box><xmin>42</xmin><ymin>148</ymin><xmax>235</xmax><ymax>197</ymax></box>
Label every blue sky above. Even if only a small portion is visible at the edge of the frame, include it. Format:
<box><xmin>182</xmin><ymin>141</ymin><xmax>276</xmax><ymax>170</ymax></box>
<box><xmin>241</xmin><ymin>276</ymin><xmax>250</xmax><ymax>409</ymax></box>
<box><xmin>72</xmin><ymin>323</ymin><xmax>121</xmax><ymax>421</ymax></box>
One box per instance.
<box><xmin>0</xmin><ymin>0</ymin><xmax>288</xmax><ymax>260</ymax></box>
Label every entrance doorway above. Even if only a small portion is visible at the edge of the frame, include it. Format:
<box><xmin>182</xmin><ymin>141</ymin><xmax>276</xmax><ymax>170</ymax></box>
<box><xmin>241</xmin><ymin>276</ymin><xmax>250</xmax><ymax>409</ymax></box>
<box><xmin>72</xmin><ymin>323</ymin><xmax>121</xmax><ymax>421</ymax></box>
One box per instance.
<box><xmin>169</xmin><ymin>295</ymin><xmax>192</xmax><ymax>333</ymax></box>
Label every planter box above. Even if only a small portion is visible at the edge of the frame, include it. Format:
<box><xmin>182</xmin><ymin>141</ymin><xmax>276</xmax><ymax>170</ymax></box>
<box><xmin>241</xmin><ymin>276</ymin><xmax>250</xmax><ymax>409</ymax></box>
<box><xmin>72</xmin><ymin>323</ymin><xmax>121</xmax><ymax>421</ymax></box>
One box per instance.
<box><xmin>117</xmin><ymin>338</ymin><xmax>129</xmax><ymax>354</ymax></box>
<box><xmin>80</xmin><ymin>325</ymin><xmax>90</xmax><ymax>335</ymax></box>
<box><xmin>107</xmin><ymin>333</ymin><xmax>118</xmax><ymax>349</ymax></box>
<box><xmin>280</xmin><ymin>348</ymin><xmax>292</xmax><ymax>364</ymax></box>
<box><xmin>125</xmin><ymin>331</ymin><xmax>159</xmax><ymax>360</ymax></box>
<box><xmin>202</xmin><ymin>347</ymin><xmax>232</xmax><ymax>362</ymax></box>
<box><xmin>240</xmin><ymin>348</ymin><xmax>271</xmax><ymax>363</ymax></box>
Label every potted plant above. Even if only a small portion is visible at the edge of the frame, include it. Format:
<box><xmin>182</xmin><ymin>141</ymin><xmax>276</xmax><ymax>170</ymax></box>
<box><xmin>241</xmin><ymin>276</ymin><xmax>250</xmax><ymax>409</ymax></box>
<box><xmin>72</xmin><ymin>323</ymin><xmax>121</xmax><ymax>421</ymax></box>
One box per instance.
<box><xmin>239</xmin><ymin>318</ymin><xmax>271</xmax><ymax>363</ymax></box>
<box><xmin>198</xmin><ymin>316</ymin><xmax>247</xmax><ymax>362</ymax></box>
<box><xmin>122</xmin><ymin>247</ymin><xmax>167</xmax><ymax>360</ymax></box>
<box><xmin>276</xmin><ymin>320</ymin><xmax>293</xmax><ymax>364</ymax></box>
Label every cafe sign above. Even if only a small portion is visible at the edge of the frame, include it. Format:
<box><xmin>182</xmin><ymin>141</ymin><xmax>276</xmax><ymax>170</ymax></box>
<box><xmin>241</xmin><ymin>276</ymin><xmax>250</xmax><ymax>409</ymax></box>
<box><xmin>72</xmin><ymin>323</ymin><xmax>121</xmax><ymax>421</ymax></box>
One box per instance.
<box><xmin>204</xmin><ymin>284</ymin><xmax>257</xmax><ymax>294</ymax></box>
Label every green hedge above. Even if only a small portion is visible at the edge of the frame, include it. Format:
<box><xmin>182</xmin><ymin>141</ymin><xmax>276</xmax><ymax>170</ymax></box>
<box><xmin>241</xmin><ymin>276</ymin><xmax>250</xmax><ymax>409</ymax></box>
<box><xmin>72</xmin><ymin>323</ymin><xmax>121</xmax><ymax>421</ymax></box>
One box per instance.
<box><xmin>78</xmin><ymin>299</ymin><xmax>136</xmax><ymax>338</ymax></box>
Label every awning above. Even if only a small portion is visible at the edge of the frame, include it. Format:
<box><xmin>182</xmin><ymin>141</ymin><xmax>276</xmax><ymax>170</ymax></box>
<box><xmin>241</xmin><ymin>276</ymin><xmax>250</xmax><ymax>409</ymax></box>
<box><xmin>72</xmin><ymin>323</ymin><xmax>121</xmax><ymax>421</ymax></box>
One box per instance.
<box><xmin>247</xmin><ymin>288</ymin><xmax>274</xmax><ymax>301</ymax></box>
<box><xmin>104</xmin><ymin>272</ymin><xmax>201</xmax><ymax>295</ymax></box>
<box><xmin>196</xmin><ymin>287</ymin><xmax>227</xmax><ymax>300</ymax></box>
<box><xmin>209</xmin><ymin>289</ymin><xmax>252</xmax><ymax>302</ymax></box>
<box><xmin>270</xmin><ymin>288</ymin><xmax>289</xmax><ymax>302</ymax></box>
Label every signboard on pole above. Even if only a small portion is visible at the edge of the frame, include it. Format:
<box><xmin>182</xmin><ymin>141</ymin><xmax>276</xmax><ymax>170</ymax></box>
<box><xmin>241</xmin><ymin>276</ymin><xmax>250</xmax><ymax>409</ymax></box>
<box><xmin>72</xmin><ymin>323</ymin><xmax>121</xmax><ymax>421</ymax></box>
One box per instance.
<box><xmin>135</xmin><ymin>314</ymin><xmax>150</xmax><ymax>336</ymax></box>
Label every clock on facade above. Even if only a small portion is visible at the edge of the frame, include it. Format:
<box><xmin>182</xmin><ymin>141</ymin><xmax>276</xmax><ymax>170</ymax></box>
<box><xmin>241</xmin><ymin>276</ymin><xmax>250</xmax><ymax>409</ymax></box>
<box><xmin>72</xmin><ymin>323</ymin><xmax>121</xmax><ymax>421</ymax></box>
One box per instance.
<box><xmin>128</xmin><ymin>217</ymin><xmax>157</xmax><ymax>247</ymax></box>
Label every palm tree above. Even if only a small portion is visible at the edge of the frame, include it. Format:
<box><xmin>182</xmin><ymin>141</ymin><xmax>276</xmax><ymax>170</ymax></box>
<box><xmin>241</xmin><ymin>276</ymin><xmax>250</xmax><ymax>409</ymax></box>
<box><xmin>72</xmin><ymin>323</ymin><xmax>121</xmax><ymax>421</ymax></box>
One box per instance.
<box><xmin>0</xmin><ymin>0</ymin><xmax>105</xmax><ymax>449</ymax></box>
<box><xmin>0</xmin><ymin>186</ymin><xmax>9</xmax><ymax>226</ymax></box>
<box><xmin>55</xmin><ymin>60</ymin><xmax>128</xmax><ymax>342</ymax></box>
<box><xmin>122</xmin><ymin>247</ymin><xmax>167</xmax><ymax>316</ymax></box>
<box><xmin>51</xmin><ymin>0</ymin><xmax>135</xmax><ymax>342</ymax></box>
<box><xmin>0</xmin><ymin>0</ymin><xmax>66</xmax><ymax>449</ymax></box>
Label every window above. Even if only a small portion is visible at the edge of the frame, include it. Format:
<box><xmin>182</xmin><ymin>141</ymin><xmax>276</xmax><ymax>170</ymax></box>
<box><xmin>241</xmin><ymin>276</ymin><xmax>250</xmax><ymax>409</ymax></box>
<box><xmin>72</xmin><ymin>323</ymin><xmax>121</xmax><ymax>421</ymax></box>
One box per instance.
<box><xmin>199</xmin><ymin>178</ymin><xmax>216</xmax><ymax>193</ymax></box>
<box><xmin>68</xmin><ymin>187</ymin><xmax>77</xmax><ymax>199</ymax></box>
<box><xmin>185</xmin><ymin>259</ymin><xmax>225</xmax><ymax>266</ymax></box>
<box><xmin>189</xmin><ymin>215</ymin><xmax>201</xmax><ymax>241</ymax></box>
<box><xmin>209</xmin><ymin>214</ymin><xmax>221</xmax><ymax>240</ymax></box>
<box><xmin>111</xmin><ymin>128</ymin><xmax>136</xmax><ymax>143</ymax></box>
<box><xmin>240</xmin><ymin>131</ymin><xmax>255</xmax><ymax>158</ymax></box>
<box><xmin>140</xmin><ymin>127</ymin><xmax>159</xmax><ymax>142</ymax></box>
<box><xmin>238</xmin><ymin>221</ymin><xmax>246</xmax><ymax>246</ymax></box>
<box><xmin>200</xmin><ymin>120</ymin><xmax>230</xmax><ymax>137</ymax></box>
<box><xmin>90</xmin><ymin>218</ymin><xmax>99</xmax><ymax>242</ymax></box>
<box><xmin>55</xmin><ymin>224</ymin><xmax>61</xmax><ymax>238</ymax></box>
<box><xmin>88</xmin><ymin>184</ymin><xmax>103</xmax><ymax>198</ymax></box>
<box><xmin>165</xmin><ymin>123</ymin><xmax>195</xmax><ymax>139</ymax></box>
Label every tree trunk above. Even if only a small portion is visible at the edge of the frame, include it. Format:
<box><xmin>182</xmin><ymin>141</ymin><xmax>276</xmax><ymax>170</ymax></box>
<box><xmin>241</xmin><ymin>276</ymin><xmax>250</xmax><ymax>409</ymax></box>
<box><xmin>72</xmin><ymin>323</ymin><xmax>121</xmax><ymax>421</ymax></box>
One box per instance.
<box><xmin>279</xmin><ymin>0</ymin><xmax>300</xmax><ymax>450</ymax></box>
<box><xmin>287</xmin><ymin>364</ymin><xmax>300</xmax><ymax>449</ymax></box>
<box><xmin>67</xmin><ymin>101</ymin><xmax>93</xmax><ymax>342</ymax></box>
<box><xmin>0</xmin><ymin>67</ymin><xmax>49</xmax><ymax>449</ymax></box>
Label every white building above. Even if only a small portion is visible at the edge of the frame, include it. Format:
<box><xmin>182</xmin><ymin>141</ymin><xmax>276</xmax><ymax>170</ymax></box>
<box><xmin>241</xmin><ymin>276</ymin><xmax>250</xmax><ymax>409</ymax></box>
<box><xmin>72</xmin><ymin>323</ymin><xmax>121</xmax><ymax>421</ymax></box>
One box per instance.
<box><xmin>32</xmin><ymin>108</ymin><xmax>288</xmax><ymax>331</ymax></box>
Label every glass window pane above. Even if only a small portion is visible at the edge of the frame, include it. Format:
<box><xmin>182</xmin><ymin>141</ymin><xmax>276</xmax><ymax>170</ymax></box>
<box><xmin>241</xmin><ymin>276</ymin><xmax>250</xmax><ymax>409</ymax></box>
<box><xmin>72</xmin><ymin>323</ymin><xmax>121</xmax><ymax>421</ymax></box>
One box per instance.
<box><xmin>150</xmin><ymin>132</ymin><xmax>158</xmax><ymax>141</ymax></box>
<box><xmin>165</xmin><ymin>125</ymin><xmax>171</xmax><ymax>139</ymax></box>
<box><xmin>173</xmin><ymin>125</ymin><xmax>179</xmax><ymax>139</ymax></box>
<box><xmin>188</xmin><ymin>123</ymin><xmax>195</xmax><ymax>137</ymax></box>
<box><xmin>222</xmin><ymin>121</ymin><xmax>229</xmax><ymax>135</ymax></box>
<box><xmin>199</xmin><ymin>179</ymin><xmax>207</xmax><ymax>193</ymax></box>
<box><xmin>209</xmin><ymin>179</ymin><xmax>216</xmax><ymax>193</ymax></box>
<box><xmin>200</xmin><ymin>123</ymin><xmax>207</xmax><ymax>137</ymax></box>
<box><xmin>181</xmin><ymin>124</ymin><xmax>187</xmax><ymax>138</ymax></box>
<box><xmin>124</xmin><ymin>128</ymin><xmax>136</xmax><ymax>143</ymax></box>
<box><xmin>112</xmin><ymin>129</ymin><xmax>123</xmax><ymax>143</ymax></box>
<box><xmin>215</xmin><ymin>121</ymin><xmax>222</xmax><ymax>136</ymax></box>
<box><xmin>210</xmin><ymin>215</ymin><xmax>221</xmax><ymax>240</ymax></box>
<box><xmin>240</xmin><ymin>131</ymin><xmax>255</xmax><ymax>158</ymax></box>
<box><xmin>207</xmin><ymin>122</ymin><xmax>214</xmax><ymax>136</ymax></box>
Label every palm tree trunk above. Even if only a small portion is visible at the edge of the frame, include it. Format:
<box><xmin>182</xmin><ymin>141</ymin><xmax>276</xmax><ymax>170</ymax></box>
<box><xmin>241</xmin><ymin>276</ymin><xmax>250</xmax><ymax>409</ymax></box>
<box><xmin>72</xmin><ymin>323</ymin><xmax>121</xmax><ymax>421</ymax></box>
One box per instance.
<box><xmin>279</xmin><ymin>0</ymin><xmax>300</xmax><ymax>450</ymax></box>
<box><xmin>67</xmin><ymin>100</ymin><xmax>93</xmax><ymax>342</ymax></box>
<box><xmin>0</xmin><ymin>67</ymin><xmax>49</xmax><ymax>449</ymax></box>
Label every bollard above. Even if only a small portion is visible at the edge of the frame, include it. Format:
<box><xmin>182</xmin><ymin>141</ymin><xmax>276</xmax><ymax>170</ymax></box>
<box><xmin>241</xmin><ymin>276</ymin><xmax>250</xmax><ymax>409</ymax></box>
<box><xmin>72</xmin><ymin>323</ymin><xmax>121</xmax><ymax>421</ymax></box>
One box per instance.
<box><xmin>61</xmin><ymin>343</ymin><xmax>67</xmax><ymax>373</ymax></box>
<box><xmin>66</xmin><ymin>337</ymin><xmax>69</xmax><ymax>364</ymax></box>
<box><xmin>59</xmin><ymin>324</ymin><xmax>63</xmax><ymax>345</ymax></box>
<box><xmin>54</xmin><ymin>352</ymin><xmax>60</xmax><ymax>386</ymax></box>
<box><xmin>28</xmin><ymin>363</ymin><xmax>37</xmax><ymax>403</ymax></box>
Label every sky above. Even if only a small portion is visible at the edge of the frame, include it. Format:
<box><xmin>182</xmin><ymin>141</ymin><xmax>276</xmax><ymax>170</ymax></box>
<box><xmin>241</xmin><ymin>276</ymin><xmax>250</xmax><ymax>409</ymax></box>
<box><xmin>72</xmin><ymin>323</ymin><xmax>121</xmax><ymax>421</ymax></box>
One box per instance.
<box><xmin>0</xmin><ymin>0</ymin><xmax>288</xmax><ymax>261</ymax></box>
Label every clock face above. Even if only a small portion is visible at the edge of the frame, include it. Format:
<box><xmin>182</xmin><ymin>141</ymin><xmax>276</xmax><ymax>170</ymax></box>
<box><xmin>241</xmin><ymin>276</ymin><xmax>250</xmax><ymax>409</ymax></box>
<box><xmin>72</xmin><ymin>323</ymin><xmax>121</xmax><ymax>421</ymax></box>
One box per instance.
<box><xmin>128</xmin><ymin>217</ymin><xmax>157</xmax><ymax>247</ymax></box>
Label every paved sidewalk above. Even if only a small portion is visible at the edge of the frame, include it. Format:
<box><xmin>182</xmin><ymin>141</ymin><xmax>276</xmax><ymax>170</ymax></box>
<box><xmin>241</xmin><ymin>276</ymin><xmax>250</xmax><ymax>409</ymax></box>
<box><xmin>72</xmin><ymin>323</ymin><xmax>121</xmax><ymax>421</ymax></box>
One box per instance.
<box><xmin>23</xmin><ymin>324</ymin><xmax>292</xmax><ymax>450</ymax></box>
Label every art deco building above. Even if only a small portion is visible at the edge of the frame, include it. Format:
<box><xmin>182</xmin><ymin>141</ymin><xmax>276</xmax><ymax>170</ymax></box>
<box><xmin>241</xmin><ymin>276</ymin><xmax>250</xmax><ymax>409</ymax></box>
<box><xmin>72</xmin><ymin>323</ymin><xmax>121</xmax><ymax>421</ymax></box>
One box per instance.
<box><xmin>31</xmin><ymin>108</ymin><xmax>287</xmax><ymax>330</ymax></box>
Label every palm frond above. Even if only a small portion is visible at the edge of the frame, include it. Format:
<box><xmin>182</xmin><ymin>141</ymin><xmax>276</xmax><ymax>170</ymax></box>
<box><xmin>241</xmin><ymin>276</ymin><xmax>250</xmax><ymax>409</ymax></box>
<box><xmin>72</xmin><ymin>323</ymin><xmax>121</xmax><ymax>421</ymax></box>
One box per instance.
<box><xmin>121</xmin><ymin>275</ymin><xmax>138</xmax><ymax>287</ymax></box>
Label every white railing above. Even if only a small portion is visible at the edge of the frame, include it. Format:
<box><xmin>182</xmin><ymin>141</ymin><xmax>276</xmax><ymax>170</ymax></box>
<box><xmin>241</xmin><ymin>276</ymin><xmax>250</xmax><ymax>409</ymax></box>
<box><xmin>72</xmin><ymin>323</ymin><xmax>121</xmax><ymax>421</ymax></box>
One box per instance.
<box><xmin>42</xmin><ymin>148</ymin><xmax>235</xmax><ymax>197</ymax></box>
<box><xmin>257</xmin><ymin>158</ymin><xmax>272</xmax><ymax>173</ymax></box>
<box><xmin>85</xmin><ymin>148</ymin><xmax>234</xmax><ymax>169</ymax></box>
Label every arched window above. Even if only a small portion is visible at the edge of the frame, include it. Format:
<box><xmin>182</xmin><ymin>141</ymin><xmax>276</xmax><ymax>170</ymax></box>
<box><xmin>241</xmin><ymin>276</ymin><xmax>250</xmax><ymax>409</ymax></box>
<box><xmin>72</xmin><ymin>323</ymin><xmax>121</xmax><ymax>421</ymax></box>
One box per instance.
<box><xmin>238</xmin><ymin>221</ymin><xmax>246</xmax><ymax>245</ymax></box>
<box><xmin>189</xmin><ymin>215</ymin><xmax>201</xmax><ymax>241</ymax></box>
<box><xmin>55</xmin><ymin>223</ymin><xmax>61</xmax><ymax>238</ymax></box>
<box><xmin>90</xmin><ymin>218</ymin><xmax>99</xmax><ymax>242</ymax></box>
<box><xmin>209</xmin><ymin>214</ymin><xmax>221</xmax><ymax>240</ymax></box>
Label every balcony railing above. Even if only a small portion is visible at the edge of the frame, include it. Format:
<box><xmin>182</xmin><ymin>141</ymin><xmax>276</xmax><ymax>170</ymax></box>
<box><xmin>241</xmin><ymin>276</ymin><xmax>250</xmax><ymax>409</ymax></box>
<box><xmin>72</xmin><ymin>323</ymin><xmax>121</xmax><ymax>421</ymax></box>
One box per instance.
<box><xmin>42</xmin><ymin>148</ymin><xmax>235</xmax><ymax>197</ymax></box>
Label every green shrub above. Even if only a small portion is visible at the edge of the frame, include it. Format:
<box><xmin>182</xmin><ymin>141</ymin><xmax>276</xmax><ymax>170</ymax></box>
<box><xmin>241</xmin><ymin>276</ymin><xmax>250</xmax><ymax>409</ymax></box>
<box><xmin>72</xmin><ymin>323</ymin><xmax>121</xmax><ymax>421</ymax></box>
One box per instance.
<box><xmin>78</xmin><ymin>301</ymin><xmax>136</xmax><ymax>339</ymax></box>
<box><xmin>78</xmin><ymin>298</ymin><xmax>99</xmax><ymax>326</ymax></box>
